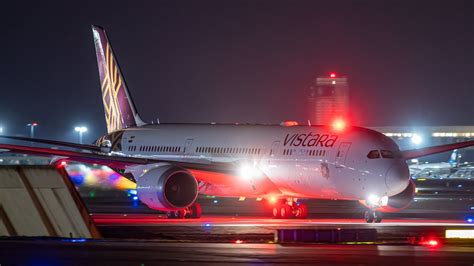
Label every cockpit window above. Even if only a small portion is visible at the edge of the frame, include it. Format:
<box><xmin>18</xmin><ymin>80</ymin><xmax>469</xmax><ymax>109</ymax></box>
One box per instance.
<box><xmin>380</xmin><ymin>150</ymin><xmax>395</xmax><ymax>158</ymax></box>
<box><xmin>367</xmin><ymin>150</ymin><xmax>380</xmax><ymax>159</ymax></box>
<box><xmin>381</xmin><ymin>150</ymin><xmax>400</xmax><ymax>159</ymax></box>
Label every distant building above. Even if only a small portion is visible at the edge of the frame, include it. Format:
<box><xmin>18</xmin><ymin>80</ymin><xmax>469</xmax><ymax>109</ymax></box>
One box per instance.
<box><xmin>308</xmin><ymin>73</ymin><xmax>349</xmax><ymax>125</ymax></box>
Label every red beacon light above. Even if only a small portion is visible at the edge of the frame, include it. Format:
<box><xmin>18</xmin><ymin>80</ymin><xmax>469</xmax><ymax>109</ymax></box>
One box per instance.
<box><xmin>330</xmin><ymin>73</ymin><xmax>336</xmax><ymax>78</ymax></box>
<box><xmin>331</xmin><ymin>118</ymin><xmax>347</xmax><ymax>132</ymax></box>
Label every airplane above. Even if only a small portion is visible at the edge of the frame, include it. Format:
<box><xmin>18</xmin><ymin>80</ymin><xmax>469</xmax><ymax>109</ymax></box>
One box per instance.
<box><xmin>409</xmin><ymin>149</ymin><xmax>458</xmax><ymax>179</ymax></box>
<box><xmin>0</xmin><ymin>25</ymin><xmax>473</xmax><ymax>223</ymax></box>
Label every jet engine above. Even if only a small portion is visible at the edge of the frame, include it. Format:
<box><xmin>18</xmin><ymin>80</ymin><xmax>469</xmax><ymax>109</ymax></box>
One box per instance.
<box><xmin>136</xmin><ymin>165</ymin><xmax>198</xmax><ymax>211</ymax></box>
<box><xmin>360</xmin><ymin>180</ymin><xmax>416</xmax><ymax>212</ymax></box>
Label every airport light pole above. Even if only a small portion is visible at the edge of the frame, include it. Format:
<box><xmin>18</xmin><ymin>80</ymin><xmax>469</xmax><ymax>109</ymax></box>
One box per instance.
<box><xmin>27</xmin><ymin>122</ymin><xmax>38</xmax><ymax>138</ymax></box>
<box><xmin>74</xmin><ymin>126</ymin><xmax>87</xmax><ymax>144</ymax></box>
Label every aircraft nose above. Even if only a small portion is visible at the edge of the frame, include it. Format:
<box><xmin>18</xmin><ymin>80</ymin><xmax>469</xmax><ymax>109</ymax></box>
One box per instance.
<box><xmin>385</xmin><ymin>162</ymin><xmax>410</xmax><ymax>194</ymax></box>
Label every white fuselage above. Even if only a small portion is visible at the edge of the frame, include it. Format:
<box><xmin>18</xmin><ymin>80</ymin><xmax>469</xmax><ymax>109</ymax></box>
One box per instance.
<box><xmin>113</xmin><ymin>124</ymin><xmax>410</xmax><ymax>202</ymax></box>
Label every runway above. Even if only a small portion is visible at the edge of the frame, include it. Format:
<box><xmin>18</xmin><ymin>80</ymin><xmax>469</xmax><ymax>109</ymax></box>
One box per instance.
<box><xmin>3</xmin><ymin>181</ymin><xmax>474</xmax><ymax>264</ymax></box>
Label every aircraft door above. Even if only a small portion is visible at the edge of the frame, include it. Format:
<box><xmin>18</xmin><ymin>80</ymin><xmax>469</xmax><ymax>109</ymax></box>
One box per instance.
<box><xmin>335</xmin><ymin>142</ymin><xmax>351</xmax><ymax>167</ymax></box>
<box><xmin>184</xmin><ymin>138</ymin><xmax>194</xmax><ymax>155</ymax></box>
<box><xmin>270</xmin><ymin>141</ymin><xmax>280</xmax><ymax>157</ymax></box>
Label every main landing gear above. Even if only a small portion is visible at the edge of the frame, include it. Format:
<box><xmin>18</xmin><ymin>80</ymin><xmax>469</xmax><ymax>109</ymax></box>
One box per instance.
<box><xmin>272</xmin><ymin>198</ymin><xmax>308</xmax><ymax>219</ymax></box>
<box><xmin>364</xmin><ymin>210</ymin><xmax>382</xmax><ymax>223</ymax></box>
<box><xmin>166</xmin><ymin>202</ymin><xmax>202</xmax><ymax>219</ymax></box>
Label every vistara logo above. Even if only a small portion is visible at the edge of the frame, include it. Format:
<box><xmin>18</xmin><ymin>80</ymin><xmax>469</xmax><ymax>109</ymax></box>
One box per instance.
<box><xmin>283</xmin><ymin>132</ymin><xmax>338</xmax><ymax>147</ymax></box>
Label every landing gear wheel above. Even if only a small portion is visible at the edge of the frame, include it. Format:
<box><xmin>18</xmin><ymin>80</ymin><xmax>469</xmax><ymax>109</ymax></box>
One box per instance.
<box><xmin>189</xmin><ymin>203</ymin><xmax>202</xmax><ymax>218</ymax></box>
<box><xmin>166</xmin><ymin>211</ymin><xmax>177</xmax><ymax>219</ymax></box>
<box><xmin>373</xmin><ymin>211</ymin><xmax>382</xmax><ymax>223</ymax></box>
<box><xmin>364</xmin><ymin>210</ymin><xmax>374</xmax><ymax>223</ymax></box>
<box><xmin>272</xmin><ymin>207</ymin><xmax>280</xmax><ymax>218</ymax></box>
<box><xmin>280</xmin><ymin>205</ymin><xmax>292</xmax><ymax>219</ymax></box>
<box><xmin>176</xmin><ymin>209</ymin><xmax>187</xmax><ymax>219</ymax></box>
<box><xmin>365</xmin><ymin>210</ymin><xmax>383</xmax><ymax>223</ymax></box>
<box><xmin>295</xmin><ymin>204</ymin><xmax>308</xmax><ymax>219</ymax></box>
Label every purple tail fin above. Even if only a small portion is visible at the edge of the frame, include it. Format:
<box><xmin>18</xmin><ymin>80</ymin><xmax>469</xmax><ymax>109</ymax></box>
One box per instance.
<box><xmin>92</xmin><ymin>25</ymin><xmax>145</xmax><ymax>133</ymax></box>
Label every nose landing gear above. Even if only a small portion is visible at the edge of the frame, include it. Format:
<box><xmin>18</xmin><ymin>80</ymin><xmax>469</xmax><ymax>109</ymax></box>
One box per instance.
<box><xmin>272</xmin><ymin>198</ymin><xmax>308</xmax><ymax>219</ymax></box>
<box><xmin>364</xmin><ymin>210</ymin><xmax>382</xmax><ymax>223</ymax></box>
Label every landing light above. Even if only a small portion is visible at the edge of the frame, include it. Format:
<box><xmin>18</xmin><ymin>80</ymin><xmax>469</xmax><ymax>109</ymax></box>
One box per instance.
<box><xmin>268</xmin><ymin>196</ymin><xmax>278</xmax><ymax>204</ymax></box>
<box><xmin>367</xmin><ymin>194</ymin><xmax>379</xmax><ymax>206</ymax></box>
<box><xmin>239</xmin><ymin>163</ymin><xmax>262</xmax><ymax>180</ymax></box>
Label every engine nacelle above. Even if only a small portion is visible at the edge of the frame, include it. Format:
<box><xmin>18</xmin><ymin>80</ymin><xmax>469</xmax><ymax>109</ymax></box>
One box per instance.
<box><xmin>360</xmin><ymin>180</ymin><xmax>416</xmax><ymax>212</ymax></box>
<box><xmin>136</xmin><ymin>165</ymin><xmax>198</xmax><ymax>211</ymax></box>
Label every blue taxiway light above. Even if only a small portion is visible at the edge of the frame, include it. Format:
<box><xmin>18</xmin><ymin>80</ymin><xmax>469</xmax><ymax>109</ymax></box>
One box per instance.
<box><xmin>62</xmin><ymin>238</ymin><xmax>87</xmax><ymax>243</ymax></box>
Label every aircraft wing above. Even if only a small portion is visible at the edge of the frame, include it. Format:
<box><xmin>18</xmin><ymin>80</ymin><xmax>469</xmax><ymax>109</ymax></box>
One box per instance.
<box><xmin>0</xmin><ymin>143</ymin><xmax>281</xmax><ymax>195</ymax></box>
<box><xmin>401</xmin><ymin>140</ymin><xmax>474</xmax><ymax>160</ymax></box>
<box><xmin>0</xmin><ymin>143</ymin><xmax>231</xmax><ymax>172</ymax></box>
<box><xmin>0</xmin><ymin>135</ymin><xmax>101</xmax><ymax>151</ymax></box>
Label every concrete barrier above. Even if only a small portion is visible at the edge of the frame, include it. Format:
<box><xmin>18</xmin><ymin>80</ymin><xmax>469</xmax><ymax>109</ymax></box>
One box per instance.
<box><xmin>276</xmin><ymin>228</ymin><xmax>377</xmax><ymax>243</ymax></box>
<box><xmin>0</xmin><ymin>166</ymin><xmax>101</xmax><ymax>238</ymax></box>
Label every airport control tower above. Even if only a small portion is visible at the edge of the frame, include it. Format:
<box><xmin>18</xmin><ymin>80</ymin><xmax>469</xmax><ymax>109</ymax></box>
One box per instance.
<box><xmin>307</xmin><ymin>73</ymin><xmax>349</xmax><ymax>125</ymax></box>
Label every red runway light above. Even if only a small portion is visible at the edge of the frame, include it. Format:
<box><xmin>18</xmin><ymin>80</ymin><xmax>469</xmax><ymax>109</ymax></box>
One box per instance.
<box><xmin>419</xmin><ymin>238</ymin><xmax>440</xmax><ymax>247</ymax></box>
<box><xmin>234</xmin><ymin>240</ymin><xmax>244</xmax><ymax>244</ymax></box>
<box><xmin>330</xmin><ymin>73</ymin><xmax>336</xmax><ymax>78</ymax></box>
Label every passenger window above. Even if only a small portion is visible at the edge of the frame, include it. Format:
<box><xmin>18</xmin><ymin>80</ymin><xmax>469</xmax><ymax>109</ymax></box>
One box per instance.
<box><xmin>367</xmin><ymin>150</ymin><xmax>381</xmax><ymax>159</ymax></box>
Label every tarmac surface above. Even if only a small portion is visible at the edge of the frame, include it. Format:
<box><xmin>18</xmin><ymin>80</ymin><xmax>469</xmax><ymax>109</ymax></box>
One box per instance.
<box><xmin>2</xmin><ymin>179</ymin><xmax>474</xmax><ymax>264</ymax></box>
<box><xmin>2</xmin><ymin>239</ymin><xmax>474</xmax><ymax>265</ymax></box>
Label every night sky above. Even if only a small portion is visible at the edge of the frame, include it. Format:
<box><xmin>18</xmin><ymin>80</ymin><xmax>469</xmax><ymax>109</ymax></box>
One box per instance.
<box><xmin>0</xmin><ymin>0</ymin><xmax>472</xmax><ymax>143</ymax></box>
